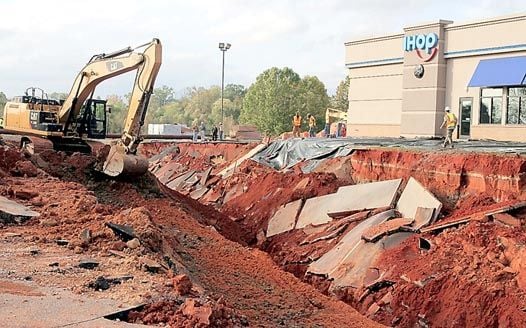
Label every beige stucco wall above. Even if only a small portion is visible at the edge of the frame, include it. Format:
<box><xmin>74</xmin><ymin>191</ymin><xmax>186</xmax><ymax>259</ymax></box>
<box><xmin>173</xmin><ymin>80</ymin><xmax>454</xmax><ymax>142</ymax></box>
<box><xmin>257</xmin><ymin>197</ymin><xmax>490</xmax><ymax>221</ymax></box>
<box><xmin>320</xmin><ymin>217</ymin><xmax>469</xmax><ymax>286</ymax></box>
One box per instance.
<box><xmin>347</xmin><ymin>63</ymin><xmax>403</xmax><ymax>136</ymax></box>
<box><xmin>345</xmin><ymin>34</ymin><xmax>403</xmax><ymax>65</ymax></box>
<box><xmin>345</xmin><ymin>35</ymin><xmax>403</xmax><ymax>137</ymax></box>
<box><xmin>445</xmin><ymin>14</ymin><xmax>526</xmax><ymax>55</ymax></box>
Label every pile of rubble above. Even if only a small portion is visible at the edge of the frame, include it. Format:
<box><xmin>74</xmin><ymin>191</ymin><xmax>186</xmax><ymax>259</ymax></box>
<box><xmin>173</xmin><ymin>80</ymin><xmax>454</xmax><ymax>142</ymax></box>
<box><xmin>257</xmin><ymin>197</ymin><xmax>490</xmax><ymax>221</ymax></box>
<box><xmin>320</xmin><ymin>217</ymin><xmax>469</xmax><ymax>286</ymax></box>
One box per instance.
<box><xmin>0</xmin><ymin>142</ymin><xmax>378</xmax><ymax>327</ymax></box>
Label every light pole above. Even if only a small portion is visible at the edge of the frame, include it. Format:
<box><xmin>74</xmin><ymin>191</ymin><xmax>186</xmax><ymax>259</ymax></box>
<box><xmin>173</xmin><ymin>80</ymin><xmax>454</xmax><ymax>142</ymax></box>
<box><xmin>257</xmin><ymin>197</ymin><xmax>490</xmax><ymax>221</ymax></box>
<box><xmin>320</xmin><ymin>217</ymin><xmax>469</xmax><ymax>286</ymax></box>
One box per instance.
<box><xmin>218</xmin><ymin>42</ymin><xmax>231</xmax><ymax>138</ymax></box>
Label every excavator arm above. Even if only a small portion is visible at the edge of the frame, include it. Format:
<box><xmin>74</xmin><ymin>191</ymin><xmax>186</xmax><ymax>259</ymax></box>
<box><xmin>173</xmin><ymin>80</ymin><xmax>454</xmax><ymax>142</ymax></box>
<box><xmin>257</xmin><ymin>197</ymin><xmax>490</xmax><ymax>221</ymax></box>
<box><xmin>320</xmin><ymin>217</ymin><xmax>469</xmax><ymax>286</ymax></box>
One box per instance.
<box><xmin>57</xmin><ymin>39</ymin><xmax>162</xmax><ymax>177</ymax></box>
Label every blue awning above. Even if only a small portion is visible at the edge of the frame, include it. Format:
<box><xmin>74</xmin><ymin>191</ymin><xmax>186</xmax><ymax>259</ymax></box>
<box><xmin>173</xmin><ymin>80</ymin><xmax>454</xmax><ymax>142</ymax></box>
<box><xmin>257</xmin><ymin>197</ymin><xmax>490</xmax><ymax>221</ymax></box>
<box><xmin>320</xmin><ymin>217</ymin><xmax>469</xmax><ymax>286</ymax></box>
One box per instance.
<box><xmin>468</xmin><ymin>56</ymin><xmax>526</xmax><ymax>87</ymax></box>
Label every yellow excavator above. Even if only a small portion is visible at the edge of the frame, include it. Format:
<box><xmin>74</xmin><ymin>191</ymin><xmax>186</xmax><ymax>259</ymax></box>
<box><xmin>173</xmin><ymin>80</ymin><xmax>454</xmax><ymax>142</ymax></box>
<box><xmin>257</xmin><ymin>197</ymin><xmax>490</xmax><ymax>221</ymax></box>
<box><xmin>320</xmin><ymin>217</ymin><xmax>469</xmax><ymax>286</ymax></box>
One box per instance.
<box><xmin>1</xmin><ymin>38</ymin><xmax>162</xmax><ymax>177</ymax></box>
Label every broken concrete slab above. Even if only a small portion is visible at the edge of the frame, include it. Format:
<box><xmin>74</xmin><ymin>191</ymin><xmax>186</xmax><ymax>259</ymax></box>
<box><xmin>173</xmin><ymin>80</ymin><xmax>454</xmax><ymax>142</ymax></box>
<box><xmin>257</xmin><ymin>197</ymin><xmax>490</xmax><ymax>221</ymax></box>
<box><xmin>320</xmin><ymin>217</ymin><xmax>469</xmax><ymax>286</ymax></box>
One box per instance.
<box><xmin>308</xmin><ymin>209</ymin><xmax>395</xmax><ymax>276</ymax></box>
<box><xmin>362</xmin><ymin>218</ymin><xmax>414</xmax><ymax>242</ymax></box>
<box><xmin>201</xmin><ymin>188</ymin><xmax>223</xmax><ymax>203</ymax></box>
<box><xmin>0</xmin><ymin>280</ymin><xmax>149</xmax><ymax>327</ymax></box>
<box><xmin>105</xmin><ymin>222</ymin><xmax>136</xmax><ymax>242</ymax></box>
<box><xmin>300</xmin><ymin>217</ymin><xmax>354</xmax><ymax>245</ymax></box>
<box><xmin>266</xmin><ymin>199</ymin><xmax>304</xmax><ymax>237</ymax></box>
<box><xmin>331</xmin><ymin>231</ymin><xmax>413</xmax><ymax>288</ymax></box>
<box><xmin>200</xmin><ymin>167</ymin><xmax>212</xmax><ymax>186</ymax></box>
<box><xmin>219</xmin><ymin>143</ymin><xmax>267</xmax><ymax>177</ymax></box>
<box><xmin>78</xmin><ymin>259</ymin><xmax>99</xmax><ymax>270</ymax></box>
<box><xmin>413</xmin><ymin>207</ymin><xmax>435</xmax><ymax>230</ymax></box>
<box><xmin>142</xmin><ymin>258</ymin><xmax>162</xmax><ymax>273</ymax></box>
<box><xmin>0</xmin><ymin>196</ymin><xmax>40</xmax><ymax>223</ymax></box>
<box><xmin>156</xmin><ymin>162</ymin><xmax>184</xmax><ymax>184</ymax></box>
<box><xmin>296</xmin><ymin>179</ymin><xmax>402</xmax><ymax>229</ymax></box>
<box><xmin>421</xmin><ymin>201</ymin><xmax>526</xmax><ymax>233</ymax></box>
<box><xmin>166</xmin><ymin>170</ymin><xmax>195</xmax><ymax>191</ymax></box>
<box><xmin>397</xmin><ymin>177</ymin><xmax>441</xmax><ymax>222</ymax></box>
<box><xmin>190</xmin><ymin>186</ymin><xmax>209</xmax><ymax>200</ymax></box>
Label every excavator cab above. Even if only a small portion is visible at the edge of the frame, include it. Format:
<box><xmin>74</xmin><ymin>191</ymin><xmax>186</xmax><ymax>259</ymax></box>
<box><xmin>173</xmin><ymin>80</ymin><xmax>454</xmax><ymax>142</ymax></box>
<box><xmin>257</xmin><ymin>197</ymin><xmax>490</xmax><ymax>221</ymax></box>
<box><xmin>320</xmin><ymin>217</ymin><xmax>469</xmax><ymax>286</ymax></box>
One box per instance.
<box><xmin>78</xmin><ymin>99</ymin><xmax>107</xmax><ymax>139</ymax></box>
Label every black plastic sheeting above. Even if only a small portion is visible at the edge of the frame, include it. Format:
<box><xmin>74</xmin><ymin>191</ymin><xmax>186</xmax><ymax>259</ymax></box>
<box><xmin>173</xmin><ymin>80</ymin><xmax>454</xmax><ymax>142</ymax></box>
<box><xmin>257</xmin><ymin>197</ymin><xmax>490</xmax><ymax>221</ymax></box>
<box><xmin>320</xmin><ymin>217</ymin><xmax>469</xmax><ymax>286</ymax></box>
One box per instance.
<box><xmin>251</xmin><ymin>138</ymin><xmax>354</xmax><ymax>170</ymax></box>
<box><xmin>250</xmin><ymin>137</ymin><xmax>526</xmax><ymax>171</ymax></box>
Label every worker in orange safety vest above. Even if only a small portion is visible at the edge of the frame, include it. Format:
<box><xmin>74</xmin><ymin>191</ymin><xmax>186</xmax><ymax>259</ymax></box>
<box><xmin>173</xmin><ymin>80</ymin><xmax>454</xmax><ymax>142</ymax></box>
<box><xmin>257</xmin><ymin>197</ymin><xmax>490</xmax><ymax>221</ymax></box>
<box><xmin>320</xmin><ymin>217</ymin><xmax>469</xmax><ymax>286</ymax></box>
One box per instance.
<box><xmin>292</xmin><ymin>112</ymin><xmax>302</xmax><ymax>138</ymax></box>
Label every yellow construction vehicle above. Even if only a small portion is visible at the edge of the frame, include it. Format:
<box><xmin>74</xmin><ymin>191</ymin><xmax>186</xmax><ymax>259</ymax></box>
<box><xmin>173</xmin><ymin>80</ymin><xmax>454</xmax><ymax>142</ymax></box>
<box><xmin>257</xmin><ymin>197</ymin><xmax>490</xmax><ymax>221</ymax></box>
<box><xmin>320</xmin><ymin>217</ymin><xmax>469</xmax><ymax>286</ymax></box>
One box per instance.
<box><xmin>1</xmin><ymin>39</ymin><xmax>162</xmax><ymax>176</ymax></box>
<box><xmin>324</xmin><ymin>108</ymin><xmax>348</xmax><ymax>137</ymax></box>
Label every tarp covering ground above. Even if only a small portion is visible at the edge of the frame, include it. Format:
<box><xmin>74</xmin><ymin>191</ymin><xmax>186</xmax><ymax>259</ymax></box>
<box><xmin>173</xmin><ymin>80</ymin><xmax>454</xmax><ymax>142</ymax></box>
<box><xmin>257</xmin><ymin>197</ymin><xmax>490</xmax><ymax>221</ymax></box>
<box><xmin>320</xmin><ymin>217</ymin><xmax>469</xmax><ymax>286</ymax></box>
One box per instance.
<box><xmin>251</xmin><ymin>137</ymin><xmax>526</xmax><ymax>170</ymax></box>
<box><xmin>251</xmin><ymin>138</ymin><xmax>354</xmax><ymax>170</ymax></box>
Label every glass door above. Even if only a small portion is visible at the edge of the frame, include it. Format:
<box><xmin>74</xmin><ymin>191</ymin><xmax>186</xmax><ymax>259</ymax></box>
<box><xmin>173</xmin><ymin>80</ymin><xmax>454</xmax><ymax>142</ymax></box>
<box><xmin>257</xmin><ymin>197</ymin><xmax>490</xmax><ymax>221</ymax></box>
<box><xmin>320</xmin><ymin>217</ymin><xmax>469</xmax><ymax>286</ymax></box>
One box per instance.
<box><xmin>459</xmin><ymin>98</ymin><xmax>472</xmax><ymax>138</ymax></box>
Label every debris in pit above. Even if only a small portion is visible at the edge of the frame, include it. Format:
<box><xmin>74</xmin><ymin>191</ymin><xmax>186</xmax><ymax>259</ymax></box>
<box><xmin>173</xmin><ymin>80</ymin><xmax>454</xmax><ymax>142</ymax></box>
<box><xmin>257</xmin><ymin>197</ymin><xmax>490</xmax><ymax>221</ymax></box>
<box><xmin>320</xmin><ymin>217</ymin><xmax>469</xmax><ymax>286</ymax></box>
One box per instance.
<box><xmin>413</xmin><ymin>207</ymin><xmax>435</xmax><ymax>230</ymax></box>
<box><xmin>80</xmin><ymin>229</ymin><xmax>92</xmax><ymax>245</ymax></box>
<box><xmin>200</xmin><ymin>167</ymin><xmax>212</xmax><ymax>185</ymax></box>
<box><xmin>56</xmin><ymin>239</ymin><xmax>69</xmax><ymax>246</ymax></box>
<box><xmin>105</xmin><ymin>222</ymin><xmax>137</xmax><ymax>242</ymax></box>
<box><xmin>141</xmin><ymin>258</ymin><xmax>163</xmax><ymax>273</ymax></box>
<box><xmin>0</xmin><ymin>195</ymin><xmax>40</xmax><ymax>224</ymax></box>
<box><xmin>3</xmin><ymin>232</ymin><xmax>22</xmax><ymax>238</ymax></box>
<box><xmin>89</xmin><ymin>276</ymin><xmax>110</xmax><ymax>291</ymax></box>
<box><xmin>266</xmin><ymin>199</ymin><xmax>303</xmax><ymax>237</ymax></box>
<box><xmin>297</xmin><ymin>179</ymin><xmax>402</xmax><ymax>229</ymax></box>
<box><xmin>308</xmin><ymin>209</ymin><xmax>395</xmax><ymax>276</ymax></box>
<box><xmin>29</xmin><ymin>246</ymin><xmax>40</xmax><ymax>255</ymax></box>
<box><xmin>108</xmin><ymin>250</ymin><xmax>127</xmax><ymax>258</ymax></box>
<box><xmin>78</xmin><ymin>258</ymin><xmax>100</xmax><ymax>270</ymax></box>
<box><xmin>421</xmin><ymin>201</ymin><xmax>526</xmax><ymax>233</ymax></box>
<box><xmin>190</xmin><ymin>186</ymin><xmax>209</xmax><ymax>200</ymax></box>
<box><xmin>173</xmin><ymin>274</ymin><xmax>193</xmax><ymax>296</ymax></box>
<box><xmin>362</xmin><ymin>218</ymin><xmax>414</xmax><ymax>242</ymax></box>
<box><xmin>126</xmin><ymin>238</ymin><xmax>141</xmax><ymax>249</ymax></box>
<box><xmin>88</xmin><ymin>275</ymin><xmax>135</xmax><ymax>291</ymax></box>
<box><xmin>396</xmin><ymin>177</ymin><xmax>442</xmax><ymax>223</ymax></box>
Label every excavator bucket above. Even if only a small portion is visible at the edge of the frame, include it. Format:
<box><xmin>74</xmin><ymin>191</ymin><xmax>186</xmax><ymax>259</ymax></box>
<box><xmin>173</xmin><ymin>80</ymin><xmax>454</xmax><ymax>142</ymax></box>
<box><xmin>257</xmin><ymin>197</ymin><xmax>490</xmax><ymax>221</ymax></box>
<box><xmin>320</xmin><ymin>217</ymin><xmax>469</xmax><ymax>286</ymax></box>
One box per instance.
<box><xmin>101</xmin><ymin>144</ymin><xmax>149</xmax><ymax>177</ymax></box>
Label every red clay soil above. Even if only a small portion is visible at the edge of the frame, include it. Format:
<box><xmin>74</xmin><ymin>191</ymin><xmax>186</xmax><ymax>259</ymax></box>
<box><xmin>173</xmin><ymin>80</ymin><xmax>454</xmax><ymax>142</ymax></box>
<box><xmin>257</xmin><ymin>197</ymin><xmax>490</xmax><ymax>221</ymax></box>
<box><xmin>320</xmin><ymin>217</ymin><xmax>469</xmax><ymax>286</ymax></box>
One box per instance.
<box><xmin>373</xmin><ymin>221</ymin><xmax>526</xmax><ymax>327</ymax></box>
<box><xmin>350</xmin><ymin>149</ymin><xmax>526</xmax><ymax>209</ymax></box>
<box><xmin>217</xmin><ymin>160</ymin><xmax>346</xmax><ymax>243</ymax></box>
<box><xmin>0</xmin><ymin>145</ymin><xmax>379</xmax><ymax>328</ymax></box>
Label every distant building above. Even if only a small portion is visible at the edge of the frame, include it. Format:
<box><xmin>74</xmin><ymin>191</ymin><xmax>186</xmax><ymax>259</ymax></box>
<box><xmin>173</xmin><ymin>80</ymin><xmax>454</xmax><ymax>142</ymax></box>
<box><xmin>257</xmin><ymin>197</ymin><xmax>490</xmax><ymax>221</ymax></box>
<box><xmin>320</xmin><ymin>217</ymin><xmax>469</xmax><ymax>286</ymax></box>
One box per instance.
<box><xmin>345</xmin><ymin>13</ymin><xmax>526</xmax><ymax>141</ymax></box>
<box><xmin>147</xmin><ymin>123</ymin><xmax>185</xmax><ymax>135</ymax></box>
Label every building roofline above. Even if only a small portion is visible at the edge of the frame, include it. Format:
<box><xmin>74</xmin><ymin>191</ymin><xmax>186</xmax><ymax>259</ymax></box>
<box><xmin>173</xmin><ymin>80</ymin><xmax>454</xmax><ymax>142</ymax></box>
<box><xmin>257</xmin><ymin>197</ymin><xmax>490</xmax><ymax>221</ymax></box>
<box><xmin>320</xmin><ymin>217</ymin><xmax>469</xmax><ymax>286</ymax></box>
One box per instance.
<box><xmin>345</xmin><ymin>12</ymin><xmax>526</xmax><ymax>46</ymax></box>
<box><xmin>344</xmin><ymin>33</ymin><xmax>403</xmax><ymax>46</ymax></box>
<box><xmin>445</xmin><ymin>12</ymin><xmax>526</xmax><ymax>31</ymax></box>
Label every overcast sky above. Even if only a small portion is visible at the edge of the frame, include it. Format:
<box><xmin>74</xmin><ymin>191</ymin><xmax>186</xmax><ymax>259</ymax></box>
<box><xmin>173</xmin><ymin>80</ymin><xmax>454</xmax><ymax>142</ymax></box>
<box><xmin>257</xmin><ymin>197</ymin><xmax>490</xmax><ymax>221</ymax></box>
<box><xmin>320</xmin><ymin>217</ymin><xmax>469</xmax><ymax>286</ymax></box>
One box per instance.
<box><xmin>0</xmin><ymin>0</ymin><xmax>524</xmax><ymax>99</ymax></box>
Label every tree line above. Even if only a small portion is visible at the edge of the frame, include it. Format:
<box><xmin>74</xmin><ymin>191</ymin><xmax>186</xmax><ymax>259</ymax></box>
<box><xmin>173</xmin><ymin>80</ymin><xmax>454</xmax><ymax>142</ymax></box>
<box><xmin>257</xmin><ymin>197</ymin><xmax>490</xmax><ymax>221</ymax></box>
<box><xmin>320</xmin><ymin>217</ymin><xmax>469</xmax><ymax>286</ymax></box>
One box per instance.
<box><xmin>0</xmin><ymin>67</ymin><xmax>350</xmax><ymax>136</ymax></box>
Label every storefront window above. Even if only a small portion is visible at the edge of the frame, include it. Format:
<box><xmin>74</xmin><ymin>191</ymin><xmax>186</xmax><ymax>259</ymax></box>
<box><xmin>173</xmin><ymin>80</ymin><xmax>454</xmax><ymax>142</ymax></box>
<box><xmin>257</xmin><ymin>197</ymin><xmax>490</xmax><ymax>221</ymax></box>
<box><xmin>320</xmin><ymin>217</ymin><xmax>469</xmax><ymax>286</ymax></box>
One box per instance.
<box><xmin>480</xmin><ymin>88</ymin><xmax>502</xmax><ymax>124</ymax></box>
<box><xmin>507</xmin><ymin>87</ymin><xmax>526</xmax><ymax>124</ymax></box>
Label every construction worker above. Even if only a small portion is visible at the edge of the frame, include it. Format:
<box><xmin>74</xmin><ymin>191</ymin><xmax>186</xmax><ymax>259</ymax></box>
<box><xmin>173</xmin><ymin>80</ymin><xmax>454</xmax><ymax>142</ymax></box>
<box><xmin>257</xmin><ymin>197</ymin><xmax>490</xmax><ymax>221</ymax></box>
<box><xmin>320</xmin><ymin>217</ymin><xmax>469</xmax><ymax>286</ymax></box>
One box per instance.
<box><xmin>292</xmin><ymin>112</ymin><xmax>302</xmax><ymax>138</ymax></box>
<box><xmin>308</xmin><ymin>114</ymin><xmax>316</xmax><ymax>137</ymax></box>
<box><xmin>192</xmin><ymin>123</ymin><xmax>199</xmax><ymax>142</ymax></box>
<box><xmin>440</xmin><ymin>106</ymin><xmax>458</xmax><ymax>148</ymax></box>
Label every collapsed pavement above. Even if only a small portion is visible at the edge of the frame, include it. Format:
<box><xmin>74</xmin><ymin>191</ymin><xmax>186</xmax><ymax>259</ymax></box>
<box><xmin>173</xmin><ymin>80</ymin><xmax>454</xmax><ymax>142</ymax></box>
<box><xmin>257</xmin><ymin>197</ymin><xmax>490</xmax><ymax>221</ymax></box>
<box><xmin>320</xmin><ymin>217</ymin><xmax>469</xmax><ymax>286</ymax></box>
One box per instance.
<box><xmin>146</xmin><ymin>137</ymin><xmax>526</xmax><ymax>327</ymax></box>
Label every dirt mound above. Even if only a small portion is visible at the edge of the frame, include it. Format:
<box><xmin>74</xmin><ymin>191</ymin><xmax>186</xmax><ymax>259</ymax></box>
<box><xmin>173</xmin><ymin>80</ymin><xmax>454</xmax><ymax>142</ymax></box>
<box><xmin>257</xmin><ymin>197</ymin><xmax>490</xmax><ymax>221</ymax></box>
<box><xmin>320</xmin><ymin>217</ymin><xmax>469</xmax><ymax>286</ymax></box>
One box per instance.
<box><xmin>373</xmin><ymin>221</ymin><xmax>526</xmax><ymax>327</ymax></box>
<box><xmin>128</xmin><ymin>297</ymin><xmax>246</xmax><ymax>327</ymax></box>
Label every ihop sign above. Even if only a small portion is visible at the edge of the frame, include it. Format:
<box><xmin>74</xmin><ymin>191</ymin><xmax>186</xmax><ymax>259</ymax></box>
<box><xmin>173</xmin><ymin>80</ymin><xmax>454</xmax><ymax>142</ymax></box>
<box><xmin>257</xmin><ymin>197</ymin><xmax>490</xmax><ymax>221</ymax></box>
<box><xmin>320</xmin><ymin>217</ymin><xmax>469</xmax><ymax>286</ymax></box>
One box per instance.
<box><xmin>403</xmin><ymin>33</ymin><xmax>439</xmax><ymax>62</ymax></box>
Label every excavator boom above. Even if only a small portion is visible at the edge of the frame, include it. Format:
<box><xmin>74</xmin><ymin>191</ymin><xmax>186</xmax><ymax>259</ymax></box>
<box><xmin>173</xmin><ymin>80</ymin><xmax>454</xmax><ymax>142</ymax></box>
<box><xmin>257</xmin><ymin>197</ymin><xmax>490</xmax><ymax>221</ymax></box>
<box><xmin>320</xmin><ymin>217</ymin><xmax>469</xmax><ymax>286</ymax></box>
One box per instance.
<box><xmin>1</xmin><ymin>39</ymin><xmax>163</xmax><ymax>177</ymax></box>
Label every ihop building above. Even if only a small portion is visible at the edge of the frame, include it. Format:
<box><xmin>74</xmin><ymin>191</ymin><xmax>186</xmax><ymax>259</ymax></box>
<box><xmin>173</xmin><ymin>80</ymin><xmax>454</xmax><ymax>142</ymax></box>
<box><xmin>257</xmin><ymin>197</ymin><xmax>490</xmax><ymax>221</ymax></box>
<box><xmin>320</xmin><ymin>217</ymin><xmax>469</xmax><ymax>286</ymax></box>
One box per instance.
<box><xmin>345</xmin><ymin>13</ymin><xmax>526</xmax><ymax>141</ymax></box>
